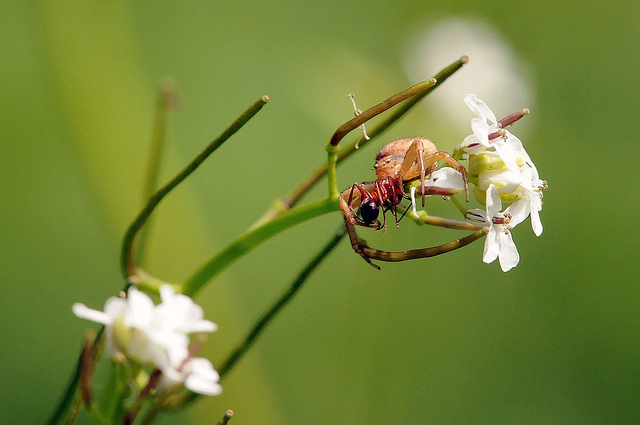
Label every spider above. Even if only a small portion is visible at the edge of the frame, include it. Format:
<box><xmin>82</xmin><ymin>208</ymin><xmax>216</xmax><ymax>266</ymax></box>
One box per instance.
<box><xmin>339</xmin><ymin>137</ymin><xmax>469</xmax><ymax>268</ymax></box>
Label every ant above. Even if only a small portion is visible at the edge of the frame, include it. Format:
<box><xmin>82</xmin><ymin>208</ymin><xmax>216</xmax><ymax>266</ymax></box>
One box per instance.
<box><xmin>339</xmin><ymin>137</ymin><xmax>469</xmax><ymax>268</ymax></box>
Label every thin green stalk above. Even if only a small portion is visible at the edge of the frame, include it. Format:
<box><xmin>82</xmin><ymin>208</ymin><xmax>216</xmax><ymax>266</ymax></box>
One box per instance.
<box><xmin>121</xmin><ymin>95</ymin><xmax>270</xmax><ymax>280</ymax></box>
<box><xmin>182</xmin><ymin>197</ymin><xmax>338</xmax><ymax>297</ymax></box>
<box><xmin>47</xmin><ymin>329</ymin><xmax>105</xmax><ymax>425</ymax></box>
<box><xmin>450</xmin><ymin>194</ymin><xmax>469</xmax><ymax>216</ymax></box>
<box><xmin>326</xmin><ymin>143</ymin><xmax>340</xmax><ymax>200</ymax></box>
<box><xmin>256</xmin><ymin>56</ymin><xmax>469</xmax><ymax>223</ymax></box>
<box><xmin>409</xmin><ymin>210</ymin><xmax>482</xmax><ymax>230</ymax></box>
<box><xmin>216</xmin><ymin>410</ymin><xmax>234</xmax><ymax>425</ymax></box>
<box><xmin>46</xmin><ymin>349</ymin><xmax>81</xmax><ymax>425</ymax></box>
<box><xmin>174</xmin><ymin>225</ymin><xmax>347</xmax><ymax>409</ymax></box>
<box><xmin>218</xmin><ymin>225</ymin><xmax>346</xmax><ymax>378</ymax></box>
<box><xmin>137</xmin><ymin>79</ymin><xmax>180</xmax><ymax>267</ymax></box>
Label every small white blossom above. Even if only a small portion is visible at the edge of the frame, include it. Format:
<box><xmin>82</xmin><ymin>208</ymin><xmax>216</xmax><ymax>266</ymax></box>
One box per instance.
<box><xmin>160</xmin><ymin>357</ymin><xmax>223</xmax><ymax>396</ymax></box>
<box><xmin>73</xmin><ymin>285</ymin><xmax>221</xmax><ymax>395</ymax></box>
<box><xmin>458</xmin><ymin>94</ymin><xmax>546</xmax><ymax>236</ymax></box>
<box><xmin>457</xmin><ymin>94</ymin><xmax>535</xmax><ymax>175</ymax></box>
<box><xmin>467</xmin><ymin>184</ymin><xmax>525</xmax><ymax>272</ymax></box>
<box><xmin>503</xmin><ymin>166</ymin><xmax>545</xmax><ymax>236</ymax></box>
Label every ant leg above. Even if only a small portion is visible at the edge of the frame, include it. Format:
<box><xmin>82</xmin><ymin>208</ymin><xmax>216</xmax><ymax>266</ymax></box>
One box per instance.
<box><xmin>433</xmin><ymin>152</ymin><xmax>470</xmax><ymax>202</ymax></box>
<box><xmin>339</xmin><ymin>195</ymin><xmax>380</xmax><ymax>269</ymax></box>
<box><xmin>342</xmin><ymin>184</ymin><xmax>376</xmax><ymax>228</ymax></box>
<box><xmin>338</xmin><ymin>183</ymin><xmax>382</xmax><ymax>230</ymax></box>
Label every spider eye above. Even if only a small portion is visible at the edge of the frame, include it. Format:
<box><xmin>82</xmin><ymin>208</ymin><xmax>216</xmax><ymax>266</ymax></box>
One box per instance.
<box><xmin>359</xmin><ymin>199</ymin><xmax>380</xmax><ymax>225</ymax></box>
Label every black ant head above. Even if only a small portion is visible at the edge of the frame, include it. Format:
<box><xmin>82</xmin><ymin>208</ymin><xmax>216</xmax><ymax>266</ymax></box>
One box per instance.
<box><xmin>359</xmin><ymin>198</ymin><xmax>380</xmax><ymax>226</ymax></box>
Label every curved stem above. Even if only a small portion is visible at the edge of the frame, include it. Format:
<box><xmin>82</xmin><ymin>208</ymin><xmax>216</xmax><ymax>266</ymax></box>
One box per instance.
<box><xmin>121</xmin><ymin>95</ymin><xmax>270</xmax><ymax>280</ymax></box>
<box><xmin>169</xmin><ymin>225</ymin><xmax>346</xmax><ymax>410</ymax></box>
<box><xmin>137</xmin><ymin>79</ymin><xmax>180</xmax><ymax>267</ymax></box>
<box><xmin>217</xmin><ymin>225</ymin><xmax>346</xmax><ymax>378</ymax></box>
<box><xmin>326</xmin><ymin>143</ymin><xmax>340</xmax><ymax>200</ymax></box>
<box><xmin>182</xmin><ymin>197</ymin><xmax>339</xmax><ymax>297</ymax></box>
<box><xmin>328</xmin><ymin>78</ymin><xmax>437</xmax><ymax>147</ymax></box>
<box><xmin>256</xmin><ymin>56</ymin><xmax>469</xmax><ymax>223</ymax></box>
<box><xmin>359</xmin><ymin>227</ymin><xmax>488</xmax><ymax>262</ymax></box>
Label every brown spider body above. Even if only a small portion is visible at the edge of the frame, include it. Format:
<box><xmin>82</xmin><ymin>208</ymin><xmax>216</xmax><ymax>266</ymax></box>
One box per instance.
<box><xmin>373</xmin><ymin>137</ymin><xmax>469</xmax><ymax>203</ymax></box>
<box><xmin>374</xmin><ymin>137</ymin><xmax>438</xmax><ymax>182</ymax></box>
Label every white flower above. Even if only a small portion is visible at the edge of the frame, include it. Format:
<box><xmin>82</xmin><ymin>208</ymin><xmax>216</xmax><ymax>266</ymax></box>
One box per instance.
<box><xmin>457</xmin><ymin>94</ymin><xmax>534</xmax><ymax>175</ymax></box>
<box><xmin>72</xmin><ymin>286</ymin><xmax>169</xmax><ymax>365</ymax></box>
<box><xmin>72</xmin><ymin>285</ymin><xmax>218</xmax><ymax>376</ymax></box>
<box><xmin>160</xmin><ymin>357</ymin><xmax>223</xmax><ymax>396</ymax></box>
<box><xmin>467</xmin><ymin>184</ymin><xmax>524</xmax><ymax>272</ymax></box>
<box><xmin>504</xmin><ymin>166</ymin><xmax>545</xmax><ymax>237</ymax></box>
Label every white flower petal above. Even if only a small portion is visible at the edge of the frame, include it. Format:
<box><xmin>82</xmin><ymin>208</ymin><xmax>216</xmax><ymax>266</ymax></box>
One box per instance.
<box><xmin>504</xmin><ymin>198</ymin><xmax>530</xmax><ymax>228</ymax></box>
<box><xmin>73</xmin><ymin>284</ymin><xmax>218</xmax><ymax>373</ymax></box>
<box><xmin>184</xmin><ymin>358</ymin><xmax>222</xmax><ymax>396</ymax></box>
<box><xmin>465</xmin><ymin>208</ymin><xmax>489</xmax><ymax>227</ymax></box>
<box><xmin>530</xmin><ymin>207</ymin><xmax>543</xmax><ymax>237</ymax></box>
<box><xmin>156</xmin><ymin>285</ymin><xmax>217</xmax><ymax>334</ymax></box>
<box><xmin>103</xmin><ymin>297</ymin><xmax>128</xmax><ymax>319</ymax></box>
<box><xmin>125</xmin><ymin>287</ymin><xmax>155</xmax><ymax>328</ymax></box>
<box><xmin>482</xmin><ymin>230</ymin><xmax>500</xmax><ymax>264</ymax></box>
<box><xmin>426</xmin><ymin>168</ymin><xmax>464</xmax><ymax>191</ymax></box>
<box><xmin>465</xmin><ymin>93</ymin><xmax>498</xmax><ymax>126</ymax></box>
<box><xmin>478</xmin><ymin>168</ymin><xmax>523</xmax><ymax>195</ymax></box>
<box><xmin>410</xmin><ymin>186</ymin><xmax>418</xmax><ymax>218</ymax></box>
<box><xmin>72</xmin><ymin>303</ymin><xmax>113</xmax><ymax>325</ymax></box>
<box><xmin>497</xmin><ymin>232</ymin><xmax>520</xmax><ymax>272</ymax></box>
<box><xmin>470</xmin><ymin>117</ymin><xmax>490</xmax><ymax>145</ymax></box>
<box><xmin>485</xmin><ymin>184</ymin><xmax>501</xmax><ymax>217</ymax></box>
<box><xmin>492</xmin><ymin>139</ymin><xmax>520</xmax><ymax>173</ymax></box>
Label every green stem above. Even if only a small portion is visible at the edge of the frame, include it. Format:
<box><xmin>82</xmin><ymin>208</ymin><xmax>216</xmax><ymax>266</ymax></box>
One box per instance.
<box><xmin>218</xmin><ymin>225</ymin><xmax>346</xmax><ymax>378</ymax></box>
<box><xmin>46</xmin><ymin>350</ymin><xmax>81</xmax><ymax>425</ymax></box>
<box><xmin>172</xmin><ymin>225</ymin><xmax>347</xmax><ymax>409</ymax></box>
<box><xmin>256</xmin><ymin>56</ymin><xmax>469</xmax><ymax>222</ymax></box>
<box><xmin>47</xmin><ymin>328</ymin><xmax>105</xmax><ymax>425</ymax></box>
<box><xmin>328</xmin><ymin>78</ymin><xmax>437</xmax><ymax>147</ymax></box>
<box><xmin>450</xmin><ymin>194</ymin><xmax>469</xmax><ymax>216</ymax></box>
<box><xmin>216</xmin><ymin>410</ymin><xmax>235</xmax><ymax>425</ymax></box>
<box><xmin>137</xmin><ymin>79</ymin><xmax>179</xmax><ymax>267</ymax></box>
<box><xmin>410</xmin><ymin>210</ymin><xmax>482</xmax><ymax>230</ymax></box>
<box><xmin>326</xmin><ymin>143</ymin><xmax>340</xmax><ymax>200</ymax></box>
<box><xmin>121</xmin><ymin>95</ymin><xmax>270</xmax><ymax>280</ymax></box>
<box><xmin>182</xmin><ymin>197</ymin><xmax>339</xmax><ymax>297</ymax></box>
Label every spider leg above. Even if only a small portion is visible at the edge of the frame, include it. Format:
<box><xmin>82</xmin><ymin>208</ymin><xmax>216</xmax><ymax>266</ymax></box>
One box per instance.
<box><xmin>400</xmin><ymin>139</ymin><xmax>428</xmax><ymax>206</ymax></box>
<box><xmin>338</xmin><ymin>195</ymin><xmax>380</xmax><ymax>269</ymax></box>
<box><xmin>433</xmin><ymin>152</ymin><xmax>470</xmax><ymax>202</ymax></box>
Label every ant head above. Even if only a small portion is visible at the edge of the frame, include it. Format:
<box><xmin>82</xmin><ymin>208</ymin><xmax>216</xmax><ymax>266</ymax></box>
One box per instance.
<box><xmin>360</xmin><ymin>198</ymin><xmax>380</xmax><ymax>226</ymax></box>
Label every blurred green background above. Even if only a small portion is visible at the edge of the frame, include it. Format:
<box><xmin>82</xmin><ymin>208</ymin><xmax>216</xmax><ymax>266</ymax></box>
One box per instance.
<box><xmin>2</xmin><ymin>1</ymin><xmax>639</xmax><ymax>424</ymax></box>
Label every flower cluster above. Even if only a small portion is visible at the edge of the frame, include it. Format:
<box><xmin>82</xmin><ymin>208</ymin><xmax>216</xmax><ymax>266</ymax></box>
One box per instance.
<box><xmin>72</xmin><ymin>285</ymin><xmax>222</xmax><ymax>396</ymax></box>
<box><xmin>457</xmin><ymin>94</ymin><xmax>547</xmax><ymax>272</ymax></box>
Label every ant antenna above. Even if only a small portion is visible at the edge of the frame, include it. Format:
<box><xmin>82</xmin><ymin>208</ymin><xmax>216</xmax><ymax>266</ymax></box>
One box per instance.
<box><xmin>347</xmin><ymin>93</ymin><xmax>370</xmax><ymax>148</ymax></box>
